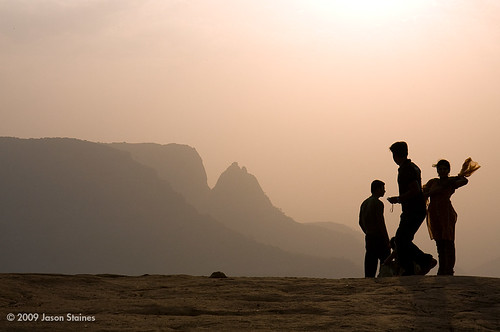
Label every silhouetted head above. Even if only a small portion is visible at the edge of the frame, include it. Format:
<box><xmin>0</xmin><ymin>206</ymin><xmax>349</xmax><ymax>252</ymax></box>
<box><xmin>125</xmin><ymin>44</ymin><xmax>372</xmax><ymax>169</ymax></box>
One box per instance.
<box><xmin>390</xmin><ymin>141</ymin><xmax>408</xmax><ymax>157</ymax></box>
<box><xmin>434</xmin><ymin>159</ymin><xmax>450</xmax><ymax>170</ymax></box>
<box><xmin>433</xmin><ymin>159</ymin><xmax>451</xmax><ymax>178</ymax></box>
<box><xmin>371</xmin><ymin>180</ymin><xmax>385</xmax><ymax>197</ymax></box>
<box><xmin>390</xmin><ymin>141</ymin><xmax>408</xmax><ymax>165</ymax></box>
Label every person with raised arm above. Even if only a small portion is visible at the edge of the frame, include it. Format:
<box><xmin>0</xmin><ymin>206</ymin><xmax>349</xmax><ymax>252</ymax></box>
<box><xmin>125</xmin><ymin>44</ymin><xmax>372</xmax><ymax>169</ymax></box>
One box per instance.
<box><xmin>423</xmin><ymin>158</ymin><xmax>480</xmax><ymax>275</ymax></box>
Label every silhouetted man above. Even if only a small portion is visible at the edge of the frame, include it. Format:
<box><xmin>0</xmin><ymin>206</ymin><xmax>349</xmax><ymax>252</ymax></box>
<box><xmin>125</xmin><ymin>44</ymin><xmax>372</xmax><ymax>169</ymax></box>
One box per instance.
<box><xmin>387</xmin><ymin>142</ymin><xmax>436</xmax><ymax>275</ymax></box>
<box><xmin>359</xmin><ymin>180</ymin><xmax>391</xmax><ymax>278</ymax></box>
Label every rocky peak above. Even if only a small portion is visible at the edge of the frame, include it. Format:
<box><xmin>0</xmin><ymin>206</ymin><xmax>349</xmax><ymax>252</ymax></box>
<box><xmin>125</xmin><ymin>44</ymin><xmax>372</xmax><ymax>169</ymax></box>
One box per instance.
<box><xmin>212</xmin><ymin>162</ymin><xmax>273</xmax><ymax>210</ymax></box>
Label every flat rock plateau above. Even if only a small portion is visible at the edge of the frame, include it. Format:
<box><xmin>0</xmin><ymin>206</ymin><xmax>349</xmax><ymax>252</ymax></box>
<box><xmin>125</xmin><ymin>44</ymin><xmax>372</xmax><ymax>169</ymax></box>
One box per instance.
<box><xmin>0</xmin><ymin>274</ymin><xmax>498</xmax><ymax>331</ymax></box>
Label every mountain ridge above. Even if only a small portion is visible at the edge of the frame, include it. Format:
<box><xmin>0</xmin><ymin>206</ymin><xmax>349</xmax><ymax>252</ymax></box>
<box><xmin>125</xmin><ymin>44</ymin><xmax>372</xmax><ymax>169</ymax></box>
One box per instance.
<box><xmin>113</xmin><ymin>142</ymin><xmax>365</xmax><ymax>265</ymax></box>
<box><xmin>0</xmin><ymin>137</ymin><xmax>359</xmax><ymax>277</ymax></box>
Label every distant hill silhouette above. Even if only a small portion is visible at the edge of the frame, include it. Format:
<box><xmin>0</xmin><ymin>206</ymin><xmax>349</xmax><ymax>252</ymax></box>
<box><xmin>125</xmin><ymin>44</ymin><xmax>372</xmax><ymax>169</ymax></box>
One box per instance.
<box><xmin>0</xmin><ymin>137</ymin><xmax>358</xmax><ymax>277</ymax></box>
<box><xmin>308</xmin><ymin>221</ymin><xmax>364</xmax><ymax>239</ymax></box>
<box><xmin>111</xmin><ymin>143</ymin><xmax>365</xmax><ymax>268</ymax></box>
<box><xmin>208</xmin><ymin>163</ymin><xmax>364</xmax><ymax>263</ymax></box>
<box><xmin>110</xmin><ymin>142</ymin><xmax>211</xmax><ymax>210</ymax></box>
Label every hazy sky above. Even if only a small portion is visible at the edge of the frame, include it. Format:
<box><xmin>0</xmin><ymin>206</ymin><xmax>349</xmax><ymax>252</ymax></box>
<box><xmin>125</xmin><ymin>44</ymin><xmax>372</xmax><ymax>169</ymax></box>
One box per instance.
<box><xmin>1</xmin><ymin>0</ymin><xmax>500</xmax><ymax>271</ymax></box>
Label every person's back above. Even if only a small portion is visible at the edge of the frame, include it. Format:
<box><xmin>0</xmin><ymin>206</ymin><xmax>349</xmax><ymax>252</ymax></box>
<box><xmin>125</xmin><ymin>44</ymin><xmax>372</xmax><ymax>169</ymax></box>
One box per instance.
<box><xmin>397</xmin><ymin>158</ymin><xmax>426</xmax><ymax>215</ymax></box>
<box><xmin>359</xmin><ymin>196</ymin><xmax>389</xmax><ymax>241</ymax></box>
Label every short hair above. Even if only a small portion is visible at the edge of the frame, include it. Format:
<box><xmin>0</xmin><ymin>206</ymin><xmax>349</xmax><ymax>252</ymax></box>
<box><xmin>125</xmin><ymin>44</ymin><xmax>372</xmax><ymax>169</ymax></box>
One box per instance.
<box><xmin>390</xmin><ymin>141</ymin><xmax>408</xmax><ymax>158</ymax></box>
<box><xmin>434</xmin><ymin>159</ymin><xmax>451</xmax><ymax>170</ymax></box>
<box><xmin>371</xmin><ymin>180</ymin><xmax>385</xmax><ymax>194</ymax></box>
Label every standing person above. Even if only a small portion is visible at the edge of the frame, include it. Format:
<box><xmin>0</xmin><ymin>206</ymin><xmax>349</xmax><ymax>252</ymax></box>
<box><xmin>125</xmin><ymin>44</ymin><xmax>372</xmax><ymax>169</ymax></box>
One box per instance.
<box><xmin>387</xmin><ymin>142</ymin><xmax>436</xmax><ymax>276</ymax></box>
<box><xmin>359</xmin><ymin>180</ymin><xmax>391</xmax><ymax>278</ymax></box>
<box><xmin>423</xmin><ymin>159</ymin><xmax>478</xmax><ymax>275</ymax></box>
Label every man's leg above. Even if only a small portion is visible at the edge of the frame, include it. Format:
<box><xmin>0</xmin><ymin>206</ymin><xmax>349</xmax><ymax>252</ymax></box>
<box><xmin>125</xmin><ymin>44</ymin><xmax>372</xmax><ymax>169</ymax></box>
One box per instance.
<box><xmin>411</xmin><ymin>242</ymin><xmax>437</xmax><ymax>275</ymax></box>
<box><xmin>395</xmin><ymin>235</ymin><xmax>415</xmax><ymax>275</ymax></box>
<box><xmin>365</xmin><ymin>249</ymin><xmax>378</xmax><ymax>278</ymax></box>
<box><xmin>395</xmin><ymin>210</ymin><xmax>425</xmax><ymax>275</ymax></box>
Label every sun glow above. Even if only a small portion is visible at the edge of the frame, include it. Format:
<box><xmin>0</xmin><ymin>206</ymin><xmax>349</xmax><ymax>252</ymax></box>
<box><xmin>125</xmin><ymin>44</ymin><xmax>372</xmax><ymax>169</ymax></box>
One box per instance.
<box><xmin>298</xmin><ymin>0</ymin><xmax>434</xmax><ymax>26</ymax></box>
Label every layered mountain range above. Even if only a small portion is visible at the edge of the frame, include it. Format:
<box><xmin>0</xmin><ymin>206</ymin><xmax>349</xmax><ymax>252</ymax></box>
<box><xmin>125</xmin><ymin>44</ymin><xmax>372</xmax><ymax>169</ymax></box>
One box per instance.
<box><xmin>0</xmin><ymin>137</ymin><xmax>363</xmax><ymax>277</ymax></box>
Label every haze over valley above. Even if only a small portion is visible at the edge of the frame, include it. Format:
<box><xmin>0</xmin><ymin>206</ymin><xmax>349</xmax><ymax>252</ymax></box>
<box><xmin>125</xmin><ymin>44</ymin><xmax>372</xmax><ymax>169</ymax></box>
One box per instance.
<box><xmin>0</xmin><ymin>137</ymin><xmax>362</xmax><ymax>278</ymax></box>
<box><xmin>1</xmin><ymin>1</ymin><xmax>499</xmax><ymax>277</ymax></box>
<box><xmin>1</xmin><ymin>137</ymin><xmax>497</xmax><ymax>278</ymax></box>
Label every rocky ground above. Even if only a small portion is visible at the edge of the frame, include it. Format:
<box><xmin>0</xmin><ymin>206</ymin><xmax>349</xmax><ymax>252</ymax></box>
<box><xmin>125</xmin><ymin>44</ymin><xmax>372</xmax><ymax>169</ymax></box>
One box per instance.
<box><xmin>0</xmin><ymin>273</ymin><xmax>498</xmax><ymax>331</ymax></box>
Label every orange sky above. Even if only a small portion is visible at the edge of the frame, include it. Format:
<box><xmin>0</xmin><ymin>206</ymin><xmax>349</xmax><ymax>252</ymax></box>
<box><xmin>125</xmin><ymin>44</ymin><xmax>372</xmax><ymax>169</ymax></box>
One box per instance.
<box><xmin>1</xmin><ymin>0</ymin><xmax>499</xmax><ymax>273</ymax></box>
